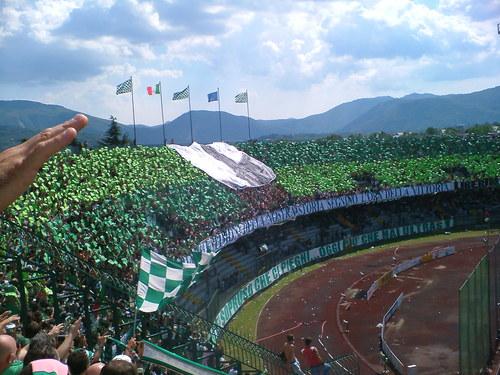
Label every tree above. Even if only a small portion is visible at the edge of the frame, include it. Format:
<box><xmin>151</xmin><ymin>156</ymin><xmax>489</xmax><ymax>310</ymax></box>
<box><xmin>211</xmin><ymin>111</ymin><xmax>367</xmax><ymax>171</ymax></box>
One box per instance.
<box><xmin>466</xmin><ymin>124</ymin><xmax>493</xmax><ymax>135</ymax></box>
<box><xmin>425</xmin><ymin>127</ymin><xmax>439</xmax><ymax>136</ymax></box>
<box><xmin>99</xmin><ymin>116</ymin><xmax>129</xmax><ymax>147</ymax></box>
<box><xmin>443</xmin><ymin>127</ymin><xmax>459</xmax><ymax>135</ymax></box>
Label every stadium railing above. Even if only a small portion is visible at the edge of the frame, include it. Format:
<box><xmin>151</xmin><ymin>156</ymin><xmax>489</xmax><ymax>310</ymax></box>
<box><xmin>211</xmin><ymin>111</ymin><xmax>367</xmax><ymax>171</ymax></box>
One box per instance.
<box><xmin>459</xmin><ymin>236</ymin><xmax>500</xmax><ymax>375</ymax></box>
<box><xmin>0</xmin><ymin>217</ymin><xmax>293</xmax><ymax>375</ymax></box>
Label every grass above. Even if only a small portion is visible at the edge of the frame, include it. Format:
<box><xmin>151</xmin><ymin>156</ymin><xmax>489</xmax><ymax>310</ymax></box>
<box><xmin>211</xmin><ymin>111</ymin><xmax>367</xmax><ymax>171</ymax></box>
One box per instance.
<box><xmin>227</xmin><ymin>228</ymin><xmax>500</xmax><ymax>341</ymax></box>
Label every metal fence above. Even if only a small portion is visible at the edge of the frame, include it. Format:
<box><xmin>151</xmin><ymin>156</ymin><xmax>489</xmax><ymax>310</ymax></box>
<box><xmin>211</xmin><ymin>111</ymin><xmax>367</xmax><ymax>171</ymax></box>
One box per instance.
<box><xmin>0</xmin><ymin>218</ymin><xmax>291</xmax><ymax>374</ymax></box>
<box><xmin>459</xmin><ymin>237</ymin><xmax>500</xmax><ymax>375</ymax></box>
<box><xmin>380</xmin><ymin>293</ymin><xmax>406</xmax><ymax>374</ymax></box>
<box><xmin>328</xmin><ymin>354</ymin><xmax>360</xmax><ymax>374</ymax></box>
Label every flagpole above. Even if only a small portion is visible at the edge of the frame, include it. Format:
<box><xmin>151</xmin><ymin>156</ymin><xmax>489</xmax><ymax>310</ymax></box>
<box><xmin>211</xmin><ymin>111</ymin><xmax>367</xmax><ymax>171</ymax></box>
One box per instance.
<box><xmin>159</xmin><ymin>81</ymin><xmax>166</xmax><ymax>146</ymax></box>
<box><xmin>130</xmin><ymin>76</ymin><xmax>137</xmax><ymax>146</ymax></box>
<box><xmin>246</xmin><ymin>90</ymin><xmax>251</xmax><ymax>140</ymax></box>
<box><xmin>217</xmin><ymin>87</ymin><xmax>222</xmax><ymax>142</ymax></box>
<box><xmin>132</xmin><ymin>307</ymin><xmax>138</xmax><ymax>337</ymax></box>
<box><xmin>188</xmin><ymin>85</ymin><xmax>194</xmax><ymax>144</ymax></box>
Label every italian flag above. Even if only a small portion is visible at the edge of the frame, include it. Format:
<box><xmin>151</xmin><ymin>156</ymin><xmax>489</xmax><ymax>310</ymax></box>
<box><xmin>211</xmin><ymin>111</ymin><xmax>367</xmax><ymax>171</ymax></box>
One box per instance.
<box><xmin>147</xmin><ymin>83</ymin><xmax>161</xmax><ymax>95</ymax></box>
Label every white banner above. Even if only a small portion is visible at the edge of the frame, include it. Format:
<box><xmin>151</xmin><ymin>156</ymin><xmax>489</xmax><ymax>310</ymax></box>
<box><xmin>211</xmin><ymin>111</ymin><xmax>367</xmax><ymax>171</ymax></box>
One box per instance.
<box><xmin>196</xmin><ymin>182</ymin><xmax>455</xmax><ymax>254</ymax></box>
<box><xmin>169</xmin><ymin>142</ymin><xmax>276</xmax><ymax>190</ymax></box>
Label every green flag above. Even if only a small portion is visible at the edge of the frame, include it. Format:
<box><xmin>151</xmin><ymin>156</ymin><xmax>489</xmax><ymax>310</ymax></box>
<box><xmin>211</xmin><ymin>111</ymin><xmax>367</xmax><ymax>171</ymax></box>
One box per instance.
<box><xmin>136</xmin><ymin>249</ymin><xmax>189</xmax><ymax>312</ymax></box>
<box><xmin>172</xmin><ymin>86</ymin><xmax>189</xmax><ymax>100</ymax></box>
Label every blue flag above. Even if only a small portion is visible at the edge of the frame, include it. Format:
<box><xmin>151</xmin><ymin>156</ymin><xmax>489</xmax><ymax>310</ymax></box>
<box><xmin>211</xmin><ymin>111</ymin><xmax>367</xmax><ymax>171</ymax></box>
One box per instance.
<box><xmin>208</xmin><ymin>91</ymin><xmax>218</xmax><ymax>102</ymax></box>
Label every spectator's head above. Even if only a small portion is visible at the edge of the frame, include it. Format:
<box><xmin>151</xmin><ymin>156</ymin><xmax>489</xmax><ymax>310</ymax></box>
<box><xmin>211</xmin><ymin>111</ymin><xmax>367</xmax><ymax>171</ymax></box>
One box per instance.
<box><xmin>25</xmin><ymin>321</ymin><xmax>42</xmax><ymax>339</ymax></box>
<box><xmin>286</xmin><ymin>334</ymin><xmax>294</xmax><ymax>343</ymax></box>
<box><xmin>67</xmin><ymin>350</ymin><xmax>89</xmax><ymax>375</ymax></box>
<box><xmin>0</xmin><ymin>334</ymin><xmax>17</xmax><ymax>373</ymax></box>
<box><xmin>86</xmin><ymin>363</ymin><xmax>105</xmax><ymax>375</ymax></box>
<box><xmin>101</xmin><ymin>360</ymin><xmax>136</xmax><ymax>375</ymax></box>
<box><xmin>303</xmin><ymin>337</ymin><xmax>312</xmax><ymax>346</ymax></box>
<box><xmin>73</xmin><ymin>336</ymin><xmax>87</xmax><ymax>349</ymax></box>
<box><xmin>23</xmin><ymin>332</ymin><xmax>59</xmax><ymax>367</ymax></box>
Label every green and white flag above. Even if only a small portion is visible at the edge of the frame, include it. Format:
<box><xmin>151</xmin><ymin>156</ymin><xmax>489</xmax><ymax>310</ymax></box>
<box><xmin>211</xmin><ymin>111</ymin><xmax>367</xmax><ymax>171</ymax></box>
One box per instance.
<box><xmin>116</xmin><ymin>78</ymin><xmax>133</xmax><ymax>95</ymax></box>
<box><xmin>172</xmin><ymin>86</ymin><xmax>190</xmax><ymax>100</ymax></box>
<box><xmin>136</xmin><ymin>249</ymin><xmax>190</xmax><ymax>312</ymax></box>
<box><xmin>192</xmin><ymin>251</ymin><xmax>214</xmax><ymax>271</ymax></box>
<box><xmin>234</xmin><ymin>91</ymin><xmax>248</xmax><ymax>103</ymax></box>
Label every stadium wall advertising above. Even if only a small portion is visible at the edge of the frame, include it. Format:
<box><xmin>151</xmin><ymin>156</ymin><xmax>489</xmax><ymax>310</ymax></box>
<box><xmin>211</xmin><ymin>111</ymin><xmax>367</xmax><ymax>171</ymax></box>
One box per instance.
<box><xmin>214</xmin><ymin>218</ymin><xmax>454</xmax><ymax>328</ymax></box>
<box><xmin>196</xmin><ymin>182</ymin><xmax>455</xmax><ymax>254</ymax></box>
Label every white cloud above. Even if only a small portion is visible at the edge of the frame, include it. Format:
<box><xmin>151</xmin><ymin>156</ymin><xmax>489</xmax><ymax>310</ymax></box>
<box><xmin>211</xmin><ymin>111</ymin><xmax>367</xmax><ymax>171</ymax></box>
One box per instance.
<box><xmin>165</xmin><ymin>36</ymin><xmax>221</xmax><ymax>63</ymax></box>
<box><xmin>222</xmin><ymin>9</ymin><xmax>255</xmax><ymax>36</ymax></box>
<box><xmin>0</xmin><ymin>2</ymin><xmax>23</xmax><ymax>40</ymax></box>
<box><xmin>139</xmin><ymin>68</ymin><xmax>183</xmax><ymax>79</ymax></box>
<box><xmin>129</xmin><ymin>0</ymin><xmax>172</xmax><ymax>32</ymax></box>
<box><xmin>263</xmin><ymin>40</ymin><xmax>280</xmax><ymax>54</ymax></box>
<box><xmin>23</xmin><ymin>0</ymin><xmax>84</xmax><ymax>42</ymax></box>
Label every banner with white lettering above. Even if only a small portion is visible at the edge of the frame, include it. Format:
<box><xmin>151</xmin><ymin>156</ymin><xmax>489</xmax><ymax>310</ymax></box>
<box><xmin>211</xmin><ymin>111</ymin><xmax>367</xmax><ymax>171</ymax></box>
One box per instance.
<box><xmin>214</xmin><ymin>218</ymin><xmax>454</xmax><ymax>328</ymax></box>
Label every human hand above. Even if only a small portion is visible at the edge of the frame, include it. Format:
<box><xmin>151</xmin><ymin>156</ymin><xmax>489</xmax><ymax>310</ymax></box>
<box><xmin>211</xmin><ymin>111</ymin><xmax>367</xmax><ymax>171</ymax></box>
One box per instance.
<box><xmin>48</xmin><ymin>323</ymin><xmax>65</xmax><ymax>337</ymax></box>
<box><xmin>0</xmin><ymin>114</ymin><xmax>88</xmax><ymax>212</ymax></box>
<box><xmin>69</xmin><ymin>317</ymin><xmax>82</xmax><ymax>337</ymax></box>
<box><xmin>97</xmin><ymin>335</ymin><xmax>107</xmax><ymax>347</ymax></box>
<box><xmin>0</xmin><ymin>313</ymin><xmax>19</xmax><ymax>333</ymax></box>
<box><xmin>0</xmin><ymin>311</ymin><xmax>12</xmax><ymax>322</ymax></box>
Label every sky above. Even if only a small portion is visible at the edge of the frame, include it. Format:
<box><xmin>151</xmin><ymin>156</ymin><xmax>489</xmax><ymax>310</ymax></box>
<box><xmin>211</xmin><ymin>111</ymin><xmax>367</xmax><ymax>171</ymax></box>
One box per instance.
<box><xmin>1</xmin><ymin>0</ymin><xmax>500</xmax><ymax>125</ymax></box>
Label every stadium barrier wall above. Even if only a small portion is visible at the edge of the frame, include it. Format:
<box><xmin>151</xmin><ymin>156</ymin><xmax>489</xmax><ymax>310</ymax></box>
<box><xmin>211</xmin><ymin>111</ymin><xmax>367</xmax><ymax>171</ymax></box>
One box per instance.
<box><xmin>214</xmin><ymin>218</ymin><xmax>454</xmax><ymax>328</ymax></box>
<box><xmin>380</xmin><ymin>293</ymin><xmax>411</xmax><ymax>374</ymax></box>
<box><xmin>367</xmin><ymin>246</ymin><xmax>456</xmax><ymax>300</ymax></box>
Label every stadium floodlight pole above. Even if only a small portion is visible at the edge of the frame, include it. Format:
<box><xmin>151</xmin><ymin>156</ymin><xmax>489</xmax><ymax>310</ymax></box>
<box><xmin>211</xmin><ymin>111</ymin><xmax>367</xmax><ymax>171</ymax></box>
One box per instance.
<box><xmin>159</xmin><ymin>81</ymin><xmax>166</xmax><ymax>146</ymax></box>
<box><xmin>131</xmin><ymin>76</ymin><xmax>137</xmax><ymax>146</ymax></box>
<box><xmin>188</xmin><ymin>85</ymin><xmax>194</xmax><ymax>144</ymax></box>
<box><xmin>246</xmin><ymin>90</ymin><xmax>251</xmax><ymax>140</ymax></box>
<box><xmin>218</xmin><ymin>88</ymin><xmax>223</xmax><ymax>142</ymax></box>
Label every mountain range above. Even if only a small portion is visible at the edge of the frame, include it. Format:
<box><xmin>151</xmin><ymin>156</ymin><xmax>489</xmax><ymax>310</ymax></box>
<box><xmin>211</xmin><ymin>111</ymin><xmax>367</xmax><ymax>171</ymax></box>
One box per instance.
<box><xmin>1</xmin><ymin>85</ymin><xmax>500</xmax><ymax>151</ymax></box>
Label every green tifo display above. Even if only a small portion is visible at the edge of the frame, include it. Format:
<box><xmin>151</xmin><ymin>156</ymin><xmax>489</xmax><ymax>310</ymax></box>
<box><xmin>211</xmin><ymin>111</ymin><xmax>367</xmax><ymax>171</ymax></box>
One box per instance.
<box><xmin>1</xmin><ymin>134</ymin><xmax>498</xmax><ymax>278</ymax></box>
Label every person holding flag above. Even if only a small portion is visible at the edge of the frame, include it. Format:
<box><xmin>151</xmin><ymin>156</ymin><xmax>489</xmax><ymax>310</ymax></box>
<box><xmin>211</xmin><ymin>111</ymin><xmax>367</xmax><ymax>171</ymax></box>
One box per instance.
<box><xmin>208</xmin><ymin>89</ymin><xmax>223</xmax><ymax>142</ymax></box>
<box><xmin>147</xmin><ymin>82</ymin><xmax>167</xmax><ymax>145</ymax></box>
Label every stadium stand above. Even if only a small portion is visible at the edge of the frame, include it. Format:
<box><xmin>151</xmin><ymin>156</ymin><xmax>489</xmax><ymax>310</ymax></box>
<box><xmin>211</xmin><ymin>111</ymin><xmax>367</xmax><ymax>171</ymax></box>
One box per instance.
<box><xmin>0</xmin><ymin>133</ymin><xmax>499</xmax><ymax>374</ymax></box>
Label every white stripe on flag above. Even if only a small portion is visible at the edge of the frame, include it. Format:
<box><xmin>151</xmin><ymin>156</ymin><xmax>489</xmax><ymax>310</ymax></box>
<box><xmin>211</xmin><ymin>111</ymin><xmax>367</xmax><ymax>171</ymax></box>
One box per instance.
<box><xmin>151</xmin><ymin>250</ymin><xmax>167</xmax><ymax>266</ymax></box>
<box><xmin>137</xmin><ymin>281</ymin><xmax>149</xmax><ymax>298</ymax></box>
<box><xmin>140</xmin><ymin>301</ymin><xmax>160</xmax><ymax>313</ymax></box>
<box><xmin>140</xmin><ymin>257</ymin><xmax>151</xmax><ymax>274</ymax></box>
<box><xmin>166</xmin><ymin>267</ymin><xmax>183</xmax><ymax>281</ymax></box>
<box><xmin>149</xmin><ymin>275</ymin><xmax>167</xmax><ymax>291</ymax></box>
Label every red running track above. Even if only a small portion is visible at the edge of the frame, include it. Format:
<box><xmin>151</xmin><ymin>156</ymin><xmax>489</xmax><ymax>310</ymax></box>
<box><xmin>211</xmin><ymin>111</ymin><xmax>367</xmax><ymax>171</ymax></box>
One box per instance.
<box><xmin>256</xmin><ymin>234</ymin><xmax>493</xmax><ymax>375</ymax></box>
